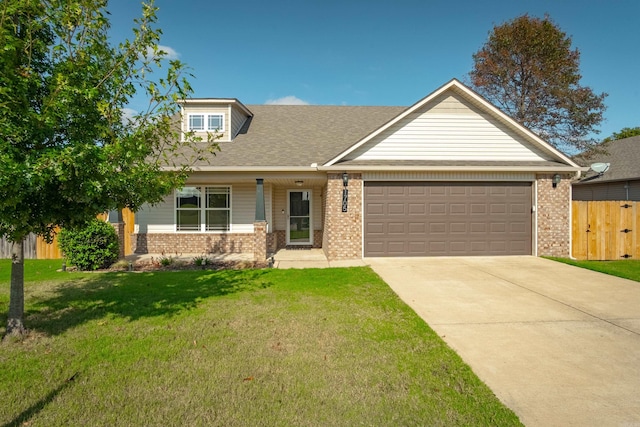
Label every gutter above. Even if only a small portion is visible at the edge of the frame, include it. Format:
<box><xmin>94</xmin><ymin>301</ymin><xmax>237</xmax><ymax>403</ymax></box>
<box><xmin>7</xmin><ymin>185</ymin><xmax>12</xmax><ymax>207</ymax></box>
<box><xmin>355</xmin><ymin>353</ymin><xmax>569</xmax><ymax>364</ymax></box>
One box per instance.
<box><xmin>163</xmin><ymin>164</ymin><xmax>587</xmax><ymax>174</ymax></box>
<box><xmin>319</xmin><ymin>165</ymin><xmax>585</xmax><ymax>173</ymax></box>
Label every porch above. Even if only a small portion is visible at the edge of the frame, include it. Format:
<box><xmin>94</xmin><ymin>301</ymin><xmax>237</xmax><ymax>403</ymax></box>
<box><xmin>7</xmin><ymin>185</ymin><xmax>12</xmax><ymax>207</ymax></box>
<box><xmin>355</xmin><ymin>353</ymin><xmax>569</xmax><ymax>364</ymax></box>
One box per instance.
<box><xmin>124</xmin><ymin>248</ymin><xmax>365</xmax><ymax>269</ymax></box>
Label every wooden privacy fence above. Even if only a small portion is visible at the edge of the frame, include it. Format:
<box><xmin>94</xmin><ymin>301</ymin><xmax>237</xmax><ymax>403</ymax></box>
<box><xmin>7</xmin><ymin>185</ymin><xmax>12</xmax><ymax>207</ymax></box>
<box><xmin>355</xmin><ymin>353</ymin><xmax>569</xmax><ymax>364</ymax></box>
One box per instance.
<box><xmin>21</xmin><ymin>209</ymin><xmax>135</xmax><ymax>260</ymax></box>
<box><xmin>572</xmin><ymin>201</ymin><xmax>640</xmax><ymax>260</ymax></box>
<box><xmin>0</xmin><ymin>234</ymin><xmax>38</xmax><ymax>259</ymax></box>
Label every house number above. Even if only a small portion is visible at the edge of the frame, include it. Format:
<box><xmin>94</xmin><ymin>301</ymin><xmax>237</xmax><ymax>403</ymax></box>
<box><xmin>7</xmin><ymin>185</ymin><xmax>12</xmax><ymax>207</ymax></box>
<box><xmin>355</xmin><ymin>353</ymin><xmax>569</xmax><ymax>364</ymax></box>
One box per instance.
<box><xmin>342</xmin><ymin>189</ymin><xmax>349</xmax><ymax>212</ymax></box>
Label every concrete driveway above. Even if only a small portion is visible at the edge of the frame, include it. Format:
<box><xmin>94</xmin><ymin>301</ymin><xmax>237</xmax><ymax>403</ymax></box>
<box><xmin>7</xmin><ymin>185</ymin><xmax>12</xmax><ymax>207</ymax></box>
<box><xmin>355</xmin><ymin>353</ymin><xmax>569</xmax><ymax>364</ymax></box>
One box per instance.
<box><xmin>367</xmin><ymin>256</ymin><xmax>640</xmax><ymax>427</ymax></box>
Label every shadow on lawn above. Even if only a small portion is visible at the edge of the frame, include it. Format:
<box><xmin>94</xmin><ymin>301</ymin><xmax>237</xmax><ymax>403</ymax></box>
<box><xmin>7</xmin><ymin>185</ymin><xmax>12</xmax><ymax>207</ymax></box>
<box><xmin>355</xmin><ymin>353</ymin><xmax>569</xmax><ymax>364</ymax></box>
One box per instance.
<box><xmin>24</xmin><ymin>269</ymin><xmax>274</xmax><ymax>336</ymax></box>
<box><xmin>2</xmin><ymin>375</ymin><xmax>77</xmax><ymax>427</ymax></box>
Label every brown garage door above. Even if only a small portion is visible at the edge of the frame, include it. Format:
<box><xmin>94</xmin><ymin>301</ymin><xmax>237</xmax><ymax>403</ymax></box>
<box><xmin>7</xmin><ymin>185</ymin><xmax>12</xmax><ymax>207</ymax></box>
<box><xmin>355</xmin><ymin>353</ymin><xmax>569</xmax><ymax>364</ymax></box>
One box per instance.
<box><xmin>364</xmin><ymin>182</ymin><xmax>532</xmax><ymax>257</ymax></box>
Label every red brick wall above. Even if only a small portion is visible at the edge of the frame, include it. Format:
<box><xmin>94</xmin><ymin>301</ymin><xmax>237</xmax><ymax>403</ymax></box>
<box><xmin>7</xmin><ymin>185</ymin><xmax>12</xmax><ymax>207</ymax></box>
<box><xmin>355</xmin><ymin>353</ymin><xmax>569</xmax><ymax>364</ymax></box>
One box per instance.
<box><xmin>536</xmin><ymin>174</ymin><xmax>571</xmax><ymax>257</ymax></box>
<box><xmin>133</xmin><ymin>233</ymin><xmax>254</xmax><ymax>255</ymax></box>
<box><xmin>322</xmin><ymin>173</ymin><xmax>362</xmax><ymax>260</ymax></box>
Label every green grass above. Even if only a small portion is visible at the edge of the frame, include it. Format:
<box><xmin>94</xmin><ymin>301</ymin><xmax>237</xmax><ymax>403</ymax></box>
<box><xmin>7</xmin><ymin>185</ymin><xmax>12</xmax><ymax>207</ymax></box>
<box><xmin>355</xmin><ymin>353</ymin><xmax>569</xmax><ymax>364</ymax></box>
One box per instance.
<box><xmin>0</xmin><ymin>260</ymin><xmax>521</xmax><ymax>426</ymax></box>
<box><xmin>547</xmin><ymin>258</ymin><xmax>640</xmax><ymax>282</ymax></box>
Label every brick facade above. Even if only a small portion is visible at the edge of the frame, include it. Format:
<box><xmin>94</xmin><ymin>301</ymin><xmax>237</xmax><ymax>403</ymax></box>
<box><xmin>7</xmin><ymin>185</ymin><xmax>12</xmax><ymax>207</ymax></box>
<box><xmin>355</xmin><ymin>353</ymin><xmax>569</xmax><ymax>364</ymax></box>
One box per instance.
<box><xmin>133</xmin><ymin>233</ymin><xmax>254</xmax><ymax>255</ymax></box>
<box><xmin>536</xmin><ymin>174</ymin><xmax>571</xmax><ymax>257</ymax></box>
<box><xmin>322</xmin><ymin>173</ymin><xmax>362</xmax><ymax>260</ymax></box>
<box><xmin>253</xmin><ymin>221</ymin><xmax>268</xmax><ymax>261</ymax></box>
<box><xmin>111</xmin><ymin>222</ymin><xmax>126</xmax><ymax>259</ymax></box>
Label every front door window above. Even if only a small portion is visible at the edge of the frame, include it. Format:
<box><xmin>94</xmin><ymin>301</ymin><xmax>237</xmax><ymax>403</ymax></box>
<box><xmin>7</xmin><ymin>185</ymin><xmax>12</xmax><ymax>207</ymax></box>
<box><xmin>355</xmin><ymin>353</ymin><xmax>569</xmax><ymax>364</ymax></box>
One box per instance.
<box><xmin>288</xmin><ymin>190</ymin><xmax>312</xmax><ymax>245</ymax></box>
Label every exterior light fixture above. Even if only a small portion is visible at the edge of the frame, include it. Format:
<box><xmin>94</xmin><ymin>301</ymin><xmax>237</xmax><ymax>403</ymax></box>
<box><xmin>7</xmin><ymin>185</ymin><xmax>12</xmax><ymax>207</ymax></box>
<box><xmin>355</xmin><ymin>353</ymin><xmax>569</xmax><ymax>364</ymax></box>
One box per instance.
<box><xmin>342</xmin><ymin>172</ymin><xmax>349</xmax><ymax>187</ymax></box>
<box><xmin>295</xmin><ymin>180</ymin><xmax>303</xmax><ymax>187</ymax></box>
<box><xmin>552</xmin><ymin>174</ymin><xmax>561</xmax><ymax>188</ymax></box>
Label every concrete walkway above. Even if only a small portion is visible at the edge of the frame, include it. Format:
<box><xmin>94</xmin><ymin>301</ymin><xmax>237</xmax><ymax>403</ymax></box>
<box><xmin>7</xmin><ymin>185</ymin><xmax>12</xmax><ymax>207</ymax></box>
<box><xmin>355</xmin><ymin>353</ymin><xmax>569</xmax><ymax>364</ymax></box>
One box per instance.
<box><xmin>367</xmin><ymin>256</ymin><xmax>640</xmax><ymax>427</ymax></box>
<box><xmin>272</xmin><ymin>248</ymin><xmax>366</xmax><ymax>269</ymax></box>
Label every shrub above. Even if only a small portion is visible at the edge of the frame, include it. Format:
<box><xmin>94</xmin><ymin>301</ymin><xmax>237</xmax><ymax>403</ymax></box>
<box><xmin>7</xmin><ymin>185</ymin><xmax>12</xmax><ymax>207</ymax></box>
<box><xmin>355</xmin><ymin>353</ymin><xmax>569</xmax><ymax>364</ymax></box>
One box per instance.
<box><xmin>58</xmin><ymin>219</ymin><xmax>120</xmax><ymax>270</ymax></box>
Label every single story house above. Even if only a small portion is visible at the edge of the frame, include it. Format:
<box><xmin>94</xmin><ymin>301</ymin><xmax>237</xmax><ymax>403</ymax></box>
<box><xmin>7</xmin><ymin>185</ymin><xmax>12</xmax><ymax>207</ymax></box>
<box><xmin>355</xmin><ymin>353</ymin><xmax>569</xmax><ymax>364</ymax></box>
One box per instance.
<box><xmin>572</xmin><ymin>135</ymin><xmax>640</xmax><ymax>201</ymax></box>
<box><xmin>132</xmin><ymin>79</ymin><xmax>582</xmax><ymax>260</ymax></box>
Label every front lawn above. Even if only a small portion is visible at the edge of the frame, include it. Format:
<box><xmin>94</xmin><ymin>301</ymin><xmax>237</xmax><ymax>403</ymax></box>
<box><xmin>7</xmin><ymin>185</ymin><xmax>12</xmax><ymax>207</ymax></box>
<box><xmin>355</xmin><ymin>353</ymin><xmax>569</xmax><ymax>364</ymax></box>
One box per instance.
<box><xmin>0</xmin><ymin>260</ymin><xmax>521</xmax><ymax>426</ymax></box>
<box><xmin>547</xmin><ymin>258</ymin><xmax>640</xmax><ymax>282</ymax></box>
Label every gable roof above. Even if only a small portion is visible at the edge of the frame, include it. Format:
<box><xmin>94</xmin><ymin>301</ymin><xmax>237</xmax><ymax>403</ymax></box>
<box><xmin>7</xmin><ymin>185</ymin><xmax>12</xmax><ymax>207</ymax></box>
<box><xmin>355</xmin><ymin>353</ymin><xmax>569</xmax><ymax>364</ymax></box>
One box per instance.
<box><xmin>324</xmin><ymin>79</ymin><xmax>580</xmax><ymax>171</ymax></box>
<box><xmin>178</xmin><ymin>79</ymin><xmax>582</xmax><ymax>173</ymax></box>
<box><xmin>574</xmin><ymin>135</ymin><xmax>640</xmax><ymax>185</ymax></box>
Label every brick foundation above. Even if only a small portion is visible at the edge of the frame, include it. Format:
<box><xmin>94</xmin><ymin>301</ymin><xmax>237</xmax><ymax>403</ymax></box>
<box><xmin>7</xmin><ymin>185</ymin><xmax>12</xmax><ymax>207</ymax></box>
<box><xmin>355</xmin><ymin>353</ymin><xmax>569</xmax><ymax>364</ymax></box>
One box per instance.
<box><xmin>322</xmin><ymin>173</ymin><xmax>362</xmax><ymax>260</ymax></box>
<box><xmin>536</xmin><ymin>174</ymin><xmax>571</xmax><ymax>257</ymax></box>
<box><xmin>253</xmin><ymin>222</ymin><xmax>267</xmax><ymax>261</ymax></box>
<box><xmin>111</xmin><ymin>222</ymin><xmax>126</xmax><ymax>259</ymax></box>
<box><xmin>133</xmin><ymin>233</ymin><xmax>254</xmax><ymax>255</ymax></box>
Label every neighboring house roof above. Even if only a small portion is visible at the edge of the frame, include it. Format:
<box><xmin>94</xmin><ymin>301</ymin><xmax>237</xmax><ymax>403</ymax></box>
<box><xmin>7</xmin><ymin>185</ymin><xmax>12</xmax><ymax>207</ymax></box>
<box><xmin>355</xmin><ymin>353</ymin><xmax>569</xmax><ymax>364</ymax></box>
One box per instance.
<box><xmin>573</xmin><ymin>136</ymin><xmax>640</xmax><ymax>185</ymax></box>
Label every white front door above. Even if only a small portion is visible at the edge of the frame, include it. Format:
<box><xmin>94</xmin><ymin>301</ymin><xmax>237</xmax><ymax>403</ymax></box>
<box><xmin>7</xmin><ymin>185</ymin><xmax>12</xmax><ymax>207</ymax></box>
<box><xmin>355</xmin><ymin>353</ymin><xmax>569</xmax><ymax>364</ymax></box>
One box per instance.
<box><xmin>287</xmin><ymin>190</ymin><xmax>312</xmax><ymax>245</ymax></box>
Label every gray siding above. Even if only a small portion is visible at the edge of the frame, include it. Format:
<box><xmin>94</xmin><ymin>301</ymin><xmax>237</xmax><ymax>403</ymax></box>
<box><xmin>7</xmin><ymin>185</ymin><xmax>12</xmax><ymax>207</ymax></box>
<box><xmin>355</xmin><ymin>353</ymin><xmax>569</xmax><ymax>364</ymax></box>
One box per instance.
<box><xmin>573</xmin><ymin>180</ymin><xmax>640</xmax><ymax>201</ymax></box>
<box><xmin>230</xmin><ymin>105</ymin><xmax>249</xmax><ymax>139</ymax></box>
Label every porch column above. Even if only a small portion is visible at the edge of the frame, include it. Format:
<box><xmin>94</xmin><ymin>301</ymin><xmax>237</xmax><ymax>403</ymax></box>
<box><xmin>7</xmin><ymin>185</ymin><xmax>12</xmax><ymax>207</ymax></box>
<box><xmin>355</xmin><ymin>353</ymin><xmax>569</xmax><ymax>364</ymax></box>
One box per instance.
<box><xmin>110</xmin><ymin>209</ymin><xmax>126</xmax><ymax>259</ymax></box>
<box><xmin>255</xmin><ymin>178</ymin><xmax>266</xmax><ymax>222</ymax></box>
<box><xmin>254</xmin><ymin>178</ymin><xmax>268</xmax><ymax>261</ymax></box>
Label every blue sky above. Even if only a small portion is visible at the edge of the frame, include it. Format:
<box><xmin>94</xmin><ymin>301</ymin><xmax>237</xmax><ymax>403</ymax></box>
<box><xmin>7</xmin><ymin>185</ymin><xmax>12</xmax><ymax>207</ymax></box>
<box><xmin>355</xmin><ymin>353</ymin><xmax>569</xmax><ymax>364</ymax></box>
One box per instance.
<box><xmin>110</xmin><ymin>0</ymin><xmax>639</xmax><ymax>142</ymax></box>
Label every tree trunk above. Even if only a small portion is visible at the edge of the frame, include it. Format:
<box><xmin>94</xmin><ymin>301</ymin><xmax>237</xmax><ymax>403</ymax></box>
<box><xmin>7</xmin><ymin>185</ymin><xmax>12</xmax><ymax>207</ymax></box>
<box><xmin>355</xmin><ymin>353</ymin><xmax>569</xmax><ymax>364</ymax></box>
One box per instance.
<box><xmin>5</xmin><ymin>239</ymin><xmax>26</xmax><ymax>339</ymax></box>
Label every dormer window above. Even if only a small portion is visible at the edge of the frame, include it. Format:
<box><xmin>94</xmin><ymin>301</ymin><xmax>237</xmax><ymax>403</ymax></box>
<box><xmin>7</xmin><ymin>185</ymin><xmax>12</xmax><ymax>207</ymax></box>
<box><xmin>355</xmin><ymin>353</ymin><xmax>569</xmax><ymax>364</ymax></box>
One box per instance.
<box><xmin>188</xmin><ymin>113</ymin><xmax>225</xmax><ymax>132</ymax></box>
<box><xmin>208</xmin><ymin>115</ymin><xmax>223</xmax><ymax>131</ymax></box>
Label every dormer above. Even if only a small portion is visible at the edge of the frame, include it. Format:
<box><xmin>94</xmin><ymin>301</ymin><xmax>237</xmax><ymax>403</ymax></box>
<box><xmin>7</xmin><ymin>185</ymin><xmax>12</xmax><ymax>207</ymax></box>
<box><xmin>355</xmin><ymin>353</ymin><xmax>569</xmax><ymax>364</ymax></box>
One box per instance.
<box><xmin>180</xmin><ymin>98</ymin><xmax>252</xmax><ymax>142</ymax></box>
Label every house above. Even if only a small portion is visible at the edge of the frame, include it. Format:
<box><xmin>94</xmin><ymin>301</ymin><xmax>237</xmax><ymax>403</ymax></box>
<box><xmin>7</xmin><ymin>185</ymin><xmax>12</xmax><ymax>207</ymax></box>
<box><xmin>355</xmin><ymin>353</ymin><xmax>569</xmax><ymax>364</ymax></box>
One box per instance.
<box><xmin>132</xmin><ymin>79</ymin><xmax>582</xmax><ymax>261</ymax></box>
<box><xmin>572</xmin><ymin>135</ymin><xmax>640</xmax><ymax>201</ymax></box>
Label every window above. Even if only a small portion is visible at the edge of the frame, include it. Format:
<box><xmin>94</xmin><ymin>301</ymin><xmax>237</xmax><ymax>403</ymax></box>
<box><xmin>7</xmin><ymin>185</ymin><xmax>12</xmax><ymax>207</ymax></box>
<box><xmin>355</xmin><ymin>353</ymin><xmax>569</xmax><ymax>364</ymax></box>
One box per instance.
<box><xmin>188</xmin><ymin>114</ymin><xmax>224</xmax><ymax>132</ymax></box>
<box><xmin>176</xmin><ymin>187</ymin><xmax>201</xmax><ymax>231</ymax></box>
<box><xmin>188</xmin><ymin>114</ymin><xmax>204</xmax><ymax>131</ymax></box>
<box><xmin>206</xmin><ymin>187</ymin><xmax>230</xmax><ymax>231</ymax></box>
<box><xmin>176</xmin><ymin>186</ymin><xmax>231</xmax><ymax>232</ymax></box>
<box><xmin>208</xmin><ymin>114</ymin><xmax>223</xmax><ymax>131</ymax></box>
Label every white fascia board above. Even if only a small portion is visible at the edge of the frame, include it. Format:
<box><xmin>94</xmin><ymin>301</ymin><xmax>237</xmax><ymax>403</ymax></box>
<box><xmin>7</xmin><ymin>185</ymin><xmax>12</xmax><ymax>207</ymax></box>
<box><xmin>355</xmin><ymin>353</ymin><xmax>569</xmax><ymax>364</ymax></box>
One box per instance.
<box><xmin>318</xmin><ymin>165</ymin><xmax>584</xmax><ymax>173</ymax></box>
<box><xmin>161</xmin><ymin>166</ymin><xmax>320</xmax><ymax>172</ymax></box>
<box><xmin>180</xmin><ymin>98</ymin><xmax>253</xmax><ymax>117</ymax></box>
<box><xmin>323</xmin><ymin>79</ymin><xmax>581</xmax><ymax>169</ymax></box>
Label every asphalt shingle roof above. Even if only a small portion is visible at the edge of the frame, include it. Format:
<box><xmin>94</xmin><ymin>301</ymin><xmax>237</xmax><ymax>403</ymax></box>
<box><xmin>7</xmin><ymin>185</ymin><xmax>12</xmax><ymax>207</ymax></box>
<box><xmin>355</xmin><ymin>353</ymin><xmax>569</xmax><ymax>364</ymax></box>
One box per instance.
<box><xmin>189</xmin><ymin>104</ymin><xmax>407</xmax><ymax>168</ymax></box>
<box><xmin>574</xmin><ymin>136</ymin><xmax>640</xmax><ymax>184</ymax></box>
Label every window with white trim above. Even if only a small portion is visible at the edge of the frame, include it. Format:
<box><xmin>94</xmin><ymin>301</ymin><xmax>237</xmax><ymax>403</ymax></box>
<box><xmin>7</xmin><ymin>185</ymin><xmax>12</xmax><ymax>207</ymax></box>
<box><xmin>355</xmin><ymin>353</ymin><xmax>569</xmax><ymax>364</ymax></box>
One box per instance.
<box><xmin>176</xmin><ymin>186</ymin><xmax>231</xmax><ymax>232</ymax></box>
<box><xmin>188</xmin><ymin>114</ymin><xmax>224</xmax><ymax>132</ymax></box>
<box><xmin>188</xmin><ymin>115</ymin><xmax>205</xmax><ymax>131</ymax></box>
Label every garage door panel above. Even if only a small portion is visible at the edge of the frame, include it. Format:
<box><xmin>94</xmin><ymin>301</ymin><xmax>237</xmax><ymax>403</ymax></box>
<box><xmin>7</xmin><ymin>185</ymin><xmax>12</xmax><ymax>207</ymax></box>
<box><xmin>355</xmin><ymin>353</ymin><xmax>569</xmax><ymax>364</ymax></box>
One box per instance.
<box><xmin>490</xmin><ymin>203</ymin><xmax>507</xmax><ymax>214</ymax></box>
<box><xmin>469</xmin><ymin>223</ymin><xmax>487</xmax><ymax>233</ymax></box>
<box><xmin>366</xmin><ymin>203</ymin><xmax>385</xmax><ymax>215</ymax></box>
<box><xmin>366</xmin><ymin>223</ymin><xmax>384</xmax><ymax>234</ymax></box>
<box><xmin>387</xmin><ymin>241</ymin><xmax>407</xmax><ymax>254</ymax></box>
<box><xmin>409</xmin><ymin>203</ymin><xmax>426</xmax><ymax>215</ymax></box>
<box><xmin>408</xmin><ymin>241</ymin><xmax>427</xmax><ymax>253</ymax></box>
<box><xmin>450</xmin><ymin>203</ymin><xmax>467</xmax><ymax>214</ymax></box>
<box><xmin>388</xmin><ymin>223</ymin><xmax>406</xmax><ymax>234</ymax></box>
<box><xmin>470</xmin><ymin>204</ymin><xmax>487</xmax><ymax>214</ymax></box>
<box><xmin>450</xmin><ymin>223</ymin><xmax>467</xmax><ymax>233</ymax></box>
<box><xmin>364</xmin><ymin>182</ymin><xmax>532</xmax><ymax>257</ymax></box>
<box><xmin>388</xmin><ymin>203</ymin><xmax>405</xmax><ymax>214</ymax></box>
<box><xmin>408</xmin><ymin>223</ymin><xmax>426</xmax><ymax>234</ymax></box>
<box><xmin>429</xmin><ymin>203</ymin><xmax>446</xmax><ymax>214</ymax></box>
<box><xmin>429</xmin><ymin>223</ymin><xmax>446</xmax><ymax>234</ymax></box>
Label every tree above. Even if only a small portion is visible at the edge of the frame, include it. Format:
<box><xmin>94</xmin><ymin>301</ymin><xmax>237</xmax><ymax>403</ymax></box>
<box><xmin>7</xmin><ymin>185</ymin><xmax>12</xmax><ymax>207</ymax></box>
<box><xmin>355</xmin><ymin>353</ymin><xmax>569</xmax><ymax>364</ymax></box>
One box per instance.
<box><xmin>603</xmin><ymin>127</ymin><xmax>640</xmax><ymax>143</ymax></box>
<box><xmin>0</xmin><ymin>0</ymin><xmax>215</xmax><ymax>339</ymax></box>
<box><xmin>469</xmin><ymin>14</ymin><xmax>607</xmax><ymax>152</ymax></box>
